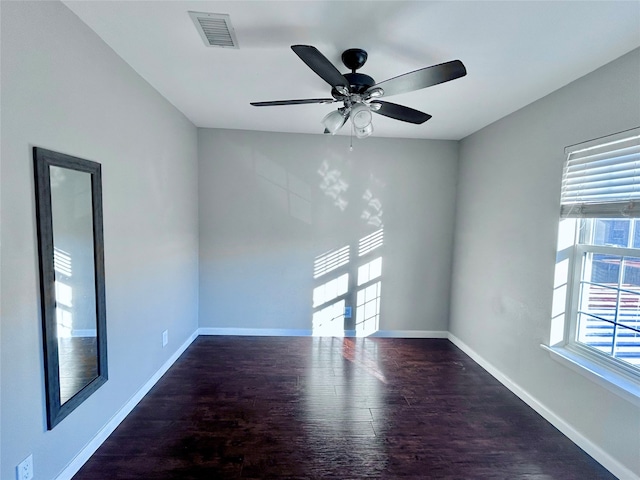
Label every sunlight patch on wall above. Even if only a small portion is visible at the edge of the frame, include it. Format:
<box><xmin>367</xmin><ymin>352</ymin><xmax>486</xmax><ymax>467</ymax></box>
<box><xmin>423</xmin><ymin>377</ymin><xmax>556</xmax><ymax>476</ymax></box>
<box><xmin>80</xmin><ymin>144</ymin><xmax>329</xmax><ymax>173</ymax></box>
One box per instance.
<box><xmin>312</xmin><ymin>299</ymin><xmax>347</xmax><ymax>336</ymax></box>
<box><xmin>356</xmin><ymin>281</ymin><xmax>381</xmax><ymax>337</ymax></box>
<box><xmin>313</xmin><ymin>273</ymin><xmax>349</xmax><ymax>308</ymax></box>
<box><xmin>359</xmin><ymin>228</ymin><xmax>384</xmax><ymax>256</ymax></box>
<box><xmin>313</xmin><ymin>245</ymin><xmax>350</xmax><ymax>279</ymax></box>
<box><xmin>312</xmin><ymin>229</ymin><xmax>384</xmax><ymax>337</ymax></box>
<box><xmin>361</xmin><ymin>189</ymin><xmax>383</xmax><ymax>228</ymax></box>
<box><xmin>318</xmin><ymin>159</ymin><xmax>349</xmax><ymax>211</ymax></box>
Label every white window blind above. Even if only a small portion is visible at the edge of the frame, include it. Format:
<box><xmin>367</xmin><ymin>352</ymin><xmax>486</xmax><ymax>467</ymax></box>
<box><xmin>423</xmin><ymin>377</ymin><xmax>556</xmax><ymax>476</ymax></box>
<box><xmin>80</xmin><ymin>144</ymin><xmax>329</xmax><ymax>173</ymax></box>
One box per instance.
<box><xmin>561</xmin><ymin>128</ymin><xmax>640</xmax><ymax>218</ymax></box>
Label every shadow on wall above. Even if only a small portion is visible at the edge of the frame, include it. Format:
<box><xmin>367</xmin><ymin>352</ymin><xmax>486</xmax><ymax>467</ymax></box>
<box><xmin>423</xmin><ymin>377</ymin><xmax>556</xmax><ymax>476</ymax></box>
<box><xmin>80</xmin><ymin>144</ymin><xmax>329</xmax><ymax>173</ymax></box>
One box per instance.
<box><xmin>254</xmin><ymin>149</ymin><xmax>313</xmax><ymax>225</ymax></box>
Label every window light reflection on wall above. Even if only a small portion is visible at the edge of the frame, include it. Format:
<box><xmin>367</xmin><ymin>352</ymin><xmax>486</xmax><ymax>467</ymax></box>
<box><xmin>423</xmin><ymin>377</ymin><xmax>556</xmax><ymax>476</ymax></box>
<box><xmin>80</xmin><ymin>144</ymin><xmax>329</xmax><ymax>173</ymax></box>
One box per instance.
<box><xmin>311</xmin><ymin>228</ymin><xmax>384</xmax><ymax>337</ymax></box>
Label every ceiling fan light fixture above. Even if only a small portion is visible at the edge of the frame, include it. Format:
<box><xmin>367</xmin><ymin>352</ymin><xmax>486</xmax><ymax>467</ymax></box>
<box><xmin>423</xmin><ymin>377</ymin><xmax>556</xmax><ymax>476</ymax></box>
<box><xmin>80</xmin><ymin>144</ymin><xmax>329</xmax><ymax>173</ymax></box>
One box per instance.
<box><xmin>366</xmin><ymin>87</ymin><xmax>384</xmax><ymax>99</ymax></box>
<box><xmin>321</xmin><ymin>109</ymin><xmax>348</xmax><ymax>134</ymax></box>
<box><xmin>335</xmin><ymin>86</ymin><xmax>350</xmax><ymax>96</ymax></box>
<box><xmin>355</xmin><ymin>123</ymin><xmax>374</xmax><ymax>139</ymax></box>
<box><xmin>350</xmin><ymin>103</ymin><xmax>372</xmax><ymax>129</ymax></box>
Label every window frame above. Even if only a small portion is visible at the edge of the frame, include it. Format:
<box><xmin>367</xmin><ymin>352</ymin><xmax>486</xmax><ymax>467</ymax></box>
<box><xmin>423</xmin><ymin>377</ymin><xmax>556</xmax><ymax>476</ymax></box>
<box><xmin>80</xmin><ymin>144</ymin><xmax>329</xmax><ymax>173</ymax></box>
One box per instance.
<box><xmin>566</xmin><ymin>241</ymin><xmax>640</xmax><ymax>381</ymax></box>
<box><xmin>547</xmin><ymin>128</ymin><xmax>640</xmax><ymax>405</ymax></box>
<box><xmin>548</xmin><ymin>231</ymin><xmax>640</xmax><ymax>405</ymax></box>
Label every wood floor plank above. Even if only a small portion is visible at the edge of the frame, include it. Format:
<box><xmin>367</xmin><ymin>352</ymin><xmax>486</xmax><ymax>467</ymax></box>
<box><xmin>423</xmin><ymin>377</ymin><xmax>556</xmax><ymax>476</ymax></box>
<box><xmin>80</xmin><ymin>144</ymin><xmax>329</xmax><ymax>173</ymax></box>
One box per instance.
<box><xmin>73</xmin><ymin>337</ymin><xmax>616</xmax><ymax>479</ymax></box>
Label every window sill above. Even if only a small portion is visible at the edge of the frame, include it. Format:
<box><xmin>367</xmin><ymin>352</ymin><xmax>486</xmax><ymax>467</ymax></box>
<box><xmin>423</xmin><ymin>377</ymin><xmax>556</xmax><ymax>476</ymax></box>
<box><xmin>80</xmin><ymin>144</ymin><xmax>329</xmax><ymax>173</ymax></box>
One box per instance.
<box><xmin>541</xmin><ymin>344</ymin><xmax>640</xmax><ymax>407</ymax></box>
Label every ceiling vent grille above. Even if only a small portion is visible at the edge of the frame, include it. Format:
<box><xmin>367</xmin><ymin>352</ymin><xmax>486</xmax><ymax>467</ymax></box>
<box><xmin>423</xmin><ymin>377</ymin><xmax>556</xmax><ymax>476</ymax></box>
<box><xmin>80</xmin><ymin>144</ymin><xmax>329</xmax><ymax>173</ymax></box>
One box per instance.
<box><xmin>189</xmin><ymin>12</ymin><xmax>239</xmax><ymax>49</ymax></box>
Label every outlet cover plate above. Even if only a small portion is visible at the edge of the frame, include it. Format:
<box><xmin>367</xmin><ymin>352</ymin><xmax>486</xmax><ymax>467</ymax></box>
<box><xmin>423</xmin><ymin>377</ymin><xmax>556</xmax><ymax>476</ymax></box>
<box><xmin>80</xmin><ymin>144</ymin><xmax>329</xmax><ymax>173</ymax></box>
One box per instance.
<box><xmin>17</xmin><ymin>454</ymin><xmax>33</xmax><ymax>480</ymax></box>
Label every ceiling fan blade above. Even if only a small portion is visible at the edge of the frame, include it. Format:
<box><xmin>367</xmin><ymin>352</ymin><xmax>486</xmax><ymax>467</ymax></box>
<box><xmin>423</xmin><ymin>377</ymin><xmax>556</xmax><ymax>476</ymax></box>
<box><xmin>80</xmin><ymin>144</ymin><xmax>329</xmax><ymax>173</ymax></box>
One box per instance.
<box><xmin>291</xmin><ymin>45</ymin><xmax>349</xmax><ymax>89</ymax></box>
<box><xmin>367</xmin><ymin>60</ymin><xmax>466</xmax><ymax>98</ymax></box>
<box><xmin>251</xmin><ymin>98</ymin><xmax>335</xmax><ymax>107</ymax></box>
<box><xmin>370</xmin><ymin>101</ymin><xmax>432</xmax><ymax>124</ymax></box>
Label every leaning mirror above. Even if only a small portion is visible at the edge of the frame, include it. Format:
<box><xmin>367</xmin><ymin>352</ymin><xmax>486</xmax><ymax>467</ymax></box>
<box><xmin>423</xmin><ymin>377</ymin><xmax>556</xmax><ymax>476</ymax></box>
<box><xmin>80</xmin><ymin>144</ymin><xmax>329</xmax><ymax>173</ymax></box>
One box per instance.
<box><xmin>34</xmin><ymin>147</ymin><xmax>107</xmax><ymax>429</ymax></box>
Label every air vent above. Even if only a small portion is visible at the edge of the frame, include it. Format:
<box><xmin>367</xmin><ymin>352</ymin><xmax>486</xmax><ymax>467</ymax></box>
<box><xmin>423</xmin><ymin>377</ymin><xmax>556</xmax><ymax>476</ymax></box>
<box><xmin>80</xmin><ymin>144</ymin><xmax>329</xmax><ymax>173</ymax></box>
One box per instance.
<box><xmin>189</xmin><ymin>12</ymin><xmax>239</xmax><ymax>49</ymax></box>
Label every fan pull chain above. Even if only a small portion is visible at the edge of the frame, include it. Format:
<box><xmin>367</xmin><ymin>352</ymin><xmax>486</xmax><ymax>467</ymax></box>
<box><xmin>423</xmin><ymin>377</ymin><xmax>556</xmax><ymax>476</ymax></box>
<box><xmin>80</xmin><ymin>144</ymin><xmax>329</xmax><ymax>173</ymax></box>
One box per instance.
<box><xmin>350</xmin><ymin>123</ymin><xmax>354</xmax><ymax>152</ymax></box>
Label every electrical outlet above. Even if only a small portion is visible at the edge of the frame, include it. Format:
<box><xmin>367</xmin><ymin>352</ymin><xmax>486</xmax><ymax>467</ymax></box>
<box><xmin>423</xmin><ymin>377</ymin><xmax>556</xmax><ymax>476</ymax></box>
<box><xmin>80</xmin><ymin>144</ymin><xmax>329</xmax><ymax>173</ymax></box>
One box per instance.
<box><xmin>16</xmin><ymin>454</ymin><xmax>33</xmax><ymax>480</ymax></box>
<box><xmin>162</xmin><ymin>329</ymin><xmax>168</xmax><ymax>347</ymax></box>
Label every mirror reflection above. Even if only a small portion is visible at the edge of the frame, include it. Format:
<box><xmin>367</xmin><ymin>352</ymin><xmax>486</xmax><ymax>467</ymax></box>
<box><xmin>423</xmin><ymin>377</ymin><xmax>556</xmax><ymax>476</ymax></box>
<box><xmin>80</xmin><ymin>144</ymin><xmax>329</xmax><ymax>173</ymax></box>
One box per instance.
<box><xmin>50</xmin><ymin>166</ymin><xmax>99</xmax><ymax>403</ymax></box>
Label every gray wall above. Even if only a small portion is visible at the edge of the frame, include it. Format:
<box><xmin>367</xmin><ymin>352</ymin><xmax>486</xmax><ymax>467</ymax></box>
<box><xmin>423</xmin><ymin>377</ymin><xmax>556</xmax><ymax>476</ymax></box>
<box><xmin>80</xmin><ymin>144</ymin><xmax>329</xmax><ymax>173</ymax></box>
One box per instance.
<box><xmin>450</xmin><ymin>48</ymin><xmax>640</xmax><ymax>475</ymax></box>
<box><xmin>198</xmin><ymin>129</ymin><xmax>458</xmax><ymax>334</ymax></box>
<box><xmin>0</xmin><ymin>2</ymin><xmax>199</xmax><ymax>479</ymax></box>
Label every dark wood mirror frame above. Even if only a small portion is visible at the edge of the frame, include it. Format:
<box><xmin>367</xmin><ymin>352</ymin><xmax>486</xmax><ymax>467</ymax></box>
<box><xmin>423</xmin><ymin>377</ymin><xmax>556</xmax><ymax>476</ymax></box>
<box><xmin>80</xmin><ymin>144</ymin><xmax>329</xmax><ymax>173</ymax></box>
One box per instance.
<box><xmin>33</xmin><ymin>147</ymin><xmax>108</xmax><ymax>429</ymax></box>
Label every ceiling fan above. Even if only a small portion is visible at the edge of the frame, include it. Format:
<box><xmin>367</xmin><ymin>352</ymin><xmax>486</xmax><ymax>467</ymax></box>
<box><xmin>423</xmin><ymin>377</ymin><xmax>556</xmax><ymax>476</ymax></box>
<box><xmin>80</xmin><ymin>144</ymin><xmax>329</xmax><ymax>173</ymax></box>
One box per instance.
<box><xmin>251</xmin><ymin>45</ymin><xmax>467</xmax><ymax>138</ymax></box>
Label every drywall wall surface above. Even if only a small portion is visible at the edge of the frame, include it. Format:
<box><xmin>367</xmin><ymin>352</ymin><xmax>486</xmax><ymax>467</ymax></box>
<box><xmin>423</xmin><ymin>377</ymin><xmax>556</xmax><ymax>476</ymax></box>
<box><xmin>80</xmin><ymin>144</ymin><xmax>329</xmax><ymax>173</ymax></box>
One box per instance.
<box><xmin>0</xmin><ymin>2</ymin><xmax>198</xmax><ymax>478</ymax></box>
<box><xmin>450</xmin><ymin>48</ymin><xmax>640</xmax><ymax>475</ymax></box>
<box><xmin>198</xmin><ymin>129</ymin><xmax>458</xmax><ymax>334</ymax></box>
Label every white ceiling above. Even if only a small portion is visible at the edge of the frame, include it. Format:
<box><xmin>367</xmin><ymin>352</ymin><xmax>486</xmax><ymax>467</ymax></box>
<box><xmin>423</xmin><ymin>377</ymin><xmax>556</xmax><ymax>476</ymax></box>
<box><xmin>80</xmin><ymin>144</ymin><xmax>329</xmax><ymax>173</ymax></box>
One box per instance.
<box><xmin>64</xmin><ymin>1</ymin><xmax>640</xmax><ymax>140</ymax></box>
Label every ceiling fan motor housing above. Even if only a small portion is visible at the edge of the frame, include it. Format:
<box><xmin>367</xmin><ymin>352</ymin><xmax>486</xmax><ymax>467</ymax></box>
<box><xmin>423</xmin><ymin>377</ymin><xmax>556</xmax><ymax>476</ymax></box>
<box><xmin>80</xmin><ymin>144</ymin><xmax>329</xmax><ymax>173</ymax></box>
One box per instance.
<box><xmin>343</xmin><ymin>72</ymin><xmax>375</xmax><ymax>94</ymax></box>
<box><xmin>342</xmin><ymin>48</ymin><xmax>368</xmax><ymax>71</ymax></box>
<box><xmin>340</xmin><ymin>48</ymin><xmax>374</xmax><ymax>94</ymax></box>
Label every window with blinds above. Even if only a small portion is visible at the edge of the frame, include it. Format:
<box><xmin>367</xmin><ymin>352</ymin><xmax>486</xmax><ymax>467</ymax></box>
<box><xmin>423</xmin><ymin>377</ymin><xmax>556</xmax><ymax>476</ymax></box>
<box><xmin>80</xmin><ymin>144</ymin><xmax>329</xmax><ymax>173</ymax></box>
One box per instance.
<box><xmin>561</xmin><ymin>128</ymin><xmax>640</xmax><ymax>218</ymax></box>
<box><xmin>551</xmin><ymin>128</ymin><xmax>640</xmax><ymax>386</ymax></box>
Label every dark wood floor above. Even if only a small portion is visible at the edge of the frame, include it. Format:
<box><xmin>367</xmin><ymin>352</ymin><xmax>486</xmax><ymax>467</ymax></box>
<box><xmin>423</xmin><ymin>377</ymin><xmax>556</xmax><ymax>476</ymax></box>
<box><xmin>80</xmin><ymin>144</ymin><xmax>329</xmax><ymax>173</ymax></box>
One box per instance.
<box><xmin>58</xmin><ymin>336</ymin><xmax>98</xmax><ymax>404</ymax></box>
<box><xmin>73</xmin><ymin>337</ymin><xmax>615</xmax><ymax>479</ymax></box>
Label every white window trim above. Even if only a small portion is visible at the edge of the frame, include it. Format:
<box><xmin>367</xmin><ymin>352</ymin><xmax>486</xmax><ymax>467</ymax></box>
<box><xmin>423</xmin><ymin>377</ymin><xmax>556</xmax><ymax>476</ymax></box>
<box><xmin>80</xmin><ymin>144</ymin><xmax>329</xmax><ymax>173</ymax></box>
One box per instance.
<box><xmin>548</xmin><ymin>235</ymin><xmax>640</xmax><ymax>405</ymax></box>
<box><xmin>569</xmin><ymin>243</ymin><xmax>640</xmax><ymax>369</ymax></box>
<box><xmin>547</xmin><ymin>128</ymin><xmax>640</xmax><ymax>405</ymax></box>
<box><xmin>542</xmin><ymin>344</ymin><xmax>640</xmax><ymax>407</ymax></box>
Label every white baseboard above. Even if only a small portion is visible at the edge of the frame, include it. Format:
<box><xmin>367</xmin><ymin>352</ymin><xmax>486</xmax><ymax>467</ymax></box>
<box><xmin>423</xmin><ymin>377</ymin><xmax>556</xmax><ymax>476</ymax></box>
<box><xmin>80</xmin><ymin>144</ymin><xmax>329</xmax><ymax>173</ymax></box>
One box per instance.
<box><xmin>198</xmin><ymin>327</ymin><xmax>313</xmax><ymax>336</ymax></box>
<box><xmin>70</xmin><ymin>329</ymin><xmax>97</xmax><ymax>337</ymax></box>
<box><xmin>198</xmin><ymin>328</ymin><xmax>448</xmax><ymax>338</ymax></box>
<box><xmin>447</xmin><ymin>333</ymin><xmax>639</xmax><ymax>480</ymax></box>
<box><xmin>370</xmin><ymin>330</ymin><xmax>448</xmax><ymax>338</ymax></box>
<box><xmin>55</xmin><ymin>330</ymin><xmax>199</xmax><ymax>480</ymax></box>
